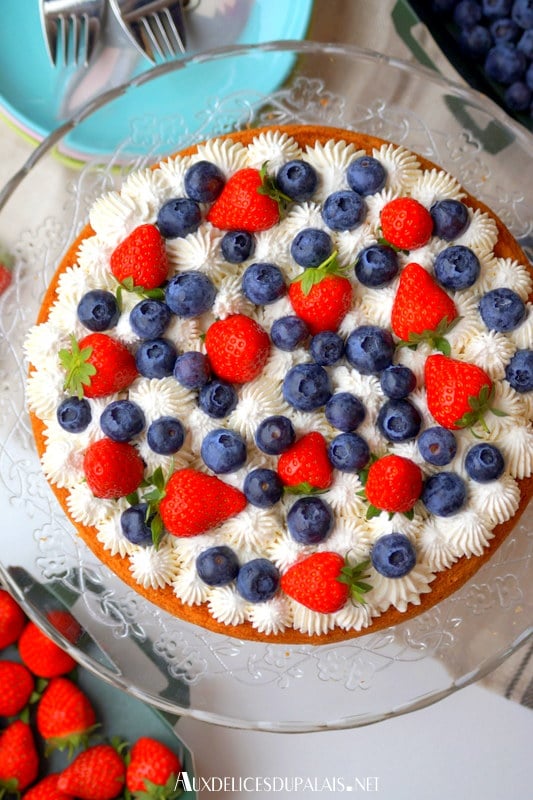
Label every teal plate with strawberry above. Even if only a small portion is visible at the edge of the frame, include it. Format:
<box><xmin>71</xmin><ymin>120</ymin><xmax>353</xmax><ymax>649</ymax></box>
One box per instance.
<box><xmin>0</xmin><ymin>0</ymin><xmax>313</xmax><ymax>161</ymax></box>
<box><xmin>2</xmin><ymin>642</ymin><xmax>197</xmax><ymax>798</ymax></box>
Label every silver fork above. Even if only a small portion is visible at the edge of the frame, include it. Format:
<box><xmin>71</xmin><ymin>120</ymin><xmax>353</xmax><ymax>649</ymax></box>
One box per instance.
<box><xmin>39</xmin><ymin>0</ymin><xmax>106</xmax><ymax>67</ymax></box>
<box><xmin>109</xmin><ymin>0</ymin><xmax>187</xmax><ymax>63</ymax></box>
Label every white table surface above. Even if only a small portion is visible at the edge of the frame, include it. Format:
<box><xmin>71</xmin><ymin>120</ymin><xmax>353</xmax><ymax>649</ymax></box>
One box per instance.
<box><xmin>0</xmin><ymin>3</ymin><xmax>531</xmax><ymax>797</ymax></box>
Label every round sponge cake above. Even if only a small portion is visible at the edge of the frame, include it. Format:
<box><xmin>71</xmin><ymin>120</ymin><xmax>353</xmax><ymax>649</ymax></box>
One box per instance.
<box><xmin>27</xmin><ymin>125</ymin><xmax>533</xmax><ymax>644</ymax></box>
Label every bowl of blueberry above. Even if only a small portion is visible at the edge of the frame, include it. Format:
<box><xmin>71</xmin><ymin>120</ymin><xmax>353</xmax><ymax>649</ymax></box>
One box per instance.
<box><xmin>407</xmin><ymin>0</ymin><xmax>533</xmax><ymax>129</ymax></box>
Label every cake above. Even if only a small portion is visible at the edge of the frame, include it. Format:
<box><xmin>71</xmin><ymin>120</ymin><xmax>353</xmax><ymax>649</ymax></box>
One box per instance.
<box><xmin>25</xmin><ymin>125</ymin><xmax>533</xmax><ymax>644</ymax></box>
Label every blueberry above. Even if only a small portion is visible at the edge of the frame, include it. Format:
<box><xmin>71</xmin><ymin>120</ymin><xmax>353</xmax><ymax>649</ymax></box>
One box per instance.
<box><xmin>321</xmin><ymin>190</ymin><xmax>366</xmax><ymax>231</ymax></box>
<box><xmin>327</xmin><ymin>432</ymin><xmax>370</xmax><ymax>471</ymax></box>
<box><xmin>422</xmin><ymin>472</ymin><xmax>467</xmax><ymax>516</ymax></box>
<box><xmin>184</xmin><ymin>160</ymin><xmax>225</xmax><ymax>203</ymax></box>
<box><xmin>282</xmin><ymin>363</ymin><xmax>332</xmax><ymax>411</ymax></box>
<box><xmin>484</xmin><ymin>44</ymin><xmax>527</xmax><ymax>84</ymax></box>
<box><xmin>271</xmin><ymin>316</ymin><xmax>310</xmax><ymax>351</ymax></box>
<box><xmin>242</xmin><ymin>262</ymin><xmax>286</xmax><ymax>305</ymax></box>
<box><xmin>201</xmin><ymin>428</ymin><xmax>246</xmax><ymax>473</ymax></box>
<box><xmin>276</xmin><ymin>160</ymin><xmax>318</xmax><ymax>200</ymax></box>
<box><xmin>290</xmin><ymin>228</ymin><xmax>333</xmax><ymax>268</ymax></box>
<box><xmin>243</xmin><ymin>468</ymin><xmax>284</xmax><ymax>507</ymax></box>
<box><xmin>482</xmin><ymin>0</ymin><xmax>513</xmax><ymax>19</ymax></box>
<box><xmin>310</xmin><ymin>331</ymin><xmax>345</xmax><ymax>365</ymax></box>
<box><xmin>77</xmin><ymin>290</ymin><xmax>119</xmax><ymax>332</ymax></box>
<box><xmin>100</xmin><ymin>400</ymin><xmax>145</xmax><ymax>442</ymax></box>
<box><xmin>130</xmin><ymin>299</ymin><xmax>171</xmax><ymax>339</ymax></box>
<box><xmin>255</xmin><ymin>415</ymin><xmax>295</xmax><ymax>455</ymax></box>
<box><xmin>527</xmin><ymin>60</ymin><xmax>533</xmax><ymax>88</ymax></box>
<box><xmin>432</xmin><ymin>0</ymin><xmax>459</xmax><ymax>10</ymax></box>
<box><xmin>479</xmin><ymin>287</ymin><xmax>526</xmax><ymax>331</ymax></box>
<box><xmin>120</xmin><ymin>504</ymin><xmax>154</xmax><ymax>546</ymax></box>
<box><xmin>459</xmin><ymin>24</ymin><xmax>493</xmax><ymax>57</ymax></box>
<box><xmin>157</xmin><ymin>197</ymin><xmax>202</xmax><ymax>239</ymax></box>
<box><xmin>220</xmin><ymin>230</ymin><xmax>255</xmax><ymax>263</ymax></box>
<box><xmin>377</xmin><ymin>399</ymin><xmax>422</xmax><ymax>443</ymax></box>
<box><xmin>454</xmin><ymin>0</ymin><xmax>483</xmax><ymax>28</ymax></box>
<box><xmin>491</xmin><ymin>16</ymin><xmax>521</xmax><ymax>42</ymax></box>
<box><xmin>430</xmin><ymin>199</ymin><xmax>470</xmax><ymax>241</ymax></box>
<box><xmin>147</xmin><ymin>416</ymin><xmax>185</xmax><ymax>455</ymax></box>
<box><xmin>512</xmin><ymin>0</ymin><xmax>533</xmax><ymax>28</ymax></box>
<box><xmin>434</xmin><ymin>245</ymin><xmax>480</xmax><ymax>290</ymax></box>
<box><xmin>196</xmin><ymin>545</ymin><xmax>240</xmax><ymax>587</ymax></box>
<box><xmin>325</xmin><ymin>392</ymin><xmax>366</xmax><ymax>431</ymax></box>
<box><xmin>135</xmin><ymin>338</ymin><xmax>177</xmax><ymax>378</ymax></box>
<box><xmin>174</xmin><ymin>351</ymin><xmax>211</xmax><ymax>389</ymax></box>
<box><xmin>465</xmin><ymin>443</ymin><xmax>505</xmax><ymax>482</ymax></box>
<box><xmin>287</xmin><ymin>497</ymin><xmax>333</xmax><ymax>544</ymax></box>
<box><xmin>505</xmin><ymin>348</ymin><xmax>533</xmax><ymax>391</ymax></box>
<box><xmin>371</xmin><ymin>533</ymin><xmax>416</xmax><ymax>578</ymax></box>
<box><xmin>418</xmin><ymin>426</ymin><xmax>457</xmax><ymax>466</ymax></box>
<box><xmin>354</xmin><ymin>244</ymin><xmax>399</xmax><ymax>288</ymax></box>
<box><xmin>345</xmin><ymin>325</ymin><xmax>395</xmax><ymax>375</ymax></box>
<box><xmin>56</xmin><ymin>397</ymin><xmax>92</xmax><ymax>433</ymax></box>
<box><xmin>236</xmin><ymin>558</ymin><xmax>280</xmax><ymax>602</ymax></box>
<box><xmin>504</xmin><ymin>80</ymin><xmax>532</xmax><ymax>109</ymax></box>
<box><xmin>165</xmin><ymin>271</ymin><xmax>216</xmax><ymax>317</ymax></box>
<box><xmin>517</xmin><ymin>28</ymin><xmax>533</xmax><ymax>57</ymax></box>
<box><xmin>380</xmin><ymin>365</ymin><xmax>416</xmax><ymax>399</ymax></box>
<box><xmin>347</xmin><ymin>155</ymin><xmax>387</xmax><ymax>196</ymax></box>
<box><xmin>198</xmin><ymin>379</ymin><xmax>238</xmax><ymax>418</ymax></box>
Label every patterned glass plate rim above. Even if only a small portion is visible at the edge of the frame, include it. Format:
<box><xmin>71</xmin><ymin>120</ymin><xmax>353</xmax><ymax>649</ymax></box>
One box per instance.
<box><xmin>0</xmin><ymin>41</ymin><xmax>532</xmax><ymax>732</ymax></box>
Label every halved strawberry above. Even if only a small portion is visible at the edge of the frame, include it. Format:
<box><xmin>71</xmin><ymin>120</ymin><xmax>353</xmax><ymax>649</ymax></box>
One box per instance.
<box><xmin>288</xmin><ymin>252</ymin><xmax>353</xmax><ymax>335</ymax></box>
<box><xmin>159</xmin><ymin>468</ymin><xmax>247</xmax><ymax>537</ymax></box>
<box><xmin>391</xmin><ymin>262</ymin><xmax>458</xmax><ymax>352</ymax></box>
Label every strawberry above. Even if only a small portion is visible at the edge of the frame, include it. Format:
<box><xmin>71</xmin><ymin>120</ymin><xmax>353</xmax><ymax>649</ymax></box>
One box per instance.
<box><xmin>36</xmin><ymin>677</ymin><xmax>98</xmax><ymax>755</ymax></box>
<box><xmin>364</xmin><ymin>455</ymin><xmax>423</xmax><ymax>516</ymax></box>
<box><xmin>0</xmin><ymin>264</ymin><xmax>12</xmax><ymax>295</ymax></box>
<box><xmin>0</xmin><ymin>661</ymin><xmax>34</xmax><ymax>718</ymax></box>
<box><xmin>110</xmin><ymin>224</ymin><xmax>169</xmax><ymax>290</ymax></box>
<box><xmin>126</xmin><ymin>737</ymin><xmax>182</xmax><ymax>798</ymax></box>
<box><xmin>206</xmin><ymin>167</ymin><xmax>281</xmax><ymax>232</ymax></box>
<box><xmin>59</xmin><ymin>333</ymin><xmax>138</xmax><ymax>399</ymax></box>
<box><xmin>45</xmin><ymin>610</ymin><xmax>83</xmax><ymax>644</ymax></box>
<box><xmin>0</xmin><ymin>587</ymin><xmax>26</xmax><ymax>649</ymax></box>
<box><xmin>380</xmin><ymin>197</ymin><xmax>433</xmax><ymax>250</ymax></box>
<box><xmin>424</xmin><ymin>353</ymin><xmax>498</xmax><ymax>431</ymax></box>
<box><xmin>159</xmin><ymin>468</ymin><xmax>247</xmax><ymax>537</ymax></box>
<box><xmin>18</xmin><ymin>620</ymin><xmax>77</xmax><ymax>678</ymax></box>
<box><xmin>83</xmin><ymin>438</ymin><xmax>145</xmax><ymax>499</ymax></box>
<box><xmin>277</xmin><ymin>432</ymin><xmax>333</xmax><ymax>491</ymax></box>
<box><xmin>204</xmin><ymin>314</ymin><xmax>270</xmax><ymax>383</ymax></box>
<box><xmin>281</xmin><ymin>552</ymin><xmax>372</xmax><ymax>614</ymax></box>
<box><xmin>288</xmin><ymin>253</ymin><xmax>353</xmax><ymax>335</ymax></box>
<box><xmin>57</xmin><ymin>743</ymin><xmax>125</xmax><ymax>800</ymax></box>
<box><xmin>391</xmin><ymin>262</ymin><xmax>458</xmax><ymax>351</ymax></box>
<box><xmin>22</xmin><ymin>774</ymin><xmax>74</xmax><ymax>800</ymax></box>
<box><xmin>0</xmin><ymin>721</ymin><xmax>39</xmax><ymax>794</ymax></box>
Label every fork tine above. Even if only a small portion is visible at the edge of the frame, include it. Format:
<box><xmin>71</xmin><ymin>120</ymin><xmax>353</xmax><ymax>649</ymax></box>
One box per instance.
<box><xmin>140</xmin><ymin>16</ymin><xmax>165</xmax><ymax>61</ymax></box>
<box><xmin>69</xmin><ymin>13</ymin><xmax>80</xmax><ymax>64</ymax></box>
<box><xmin>159</xmin><ymin>7</ymin><xmax>186</xmax><ymax>55</ymax></box>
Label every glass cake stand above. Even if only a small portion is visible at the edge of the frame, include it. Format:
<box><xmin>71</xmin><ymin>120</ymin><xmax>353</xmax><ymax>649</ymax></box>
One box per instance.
<box><xmin>0</xmin><ymin>41</ymin><xmax>531</xmax><ymax>733</ymax></box>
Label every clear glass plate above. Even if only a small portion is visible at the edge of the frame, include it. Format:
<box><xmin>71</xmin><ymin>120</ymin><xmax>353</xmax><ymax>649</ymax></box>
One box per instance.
<box><xmin>0</xmin><ymin>41</ymin><xmax>531</xmax><ymax>733</ymax></box>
